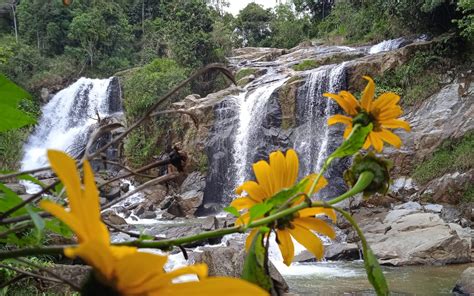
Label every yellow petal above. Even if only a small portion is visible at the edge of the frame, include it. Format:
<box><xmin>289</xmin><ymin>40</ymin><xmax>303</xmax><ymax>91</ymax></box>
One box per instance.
<box><xmin>269</xmin><ymin>150</ymin><xmax>286</xmax><ymax>191</ymax></box>
<box><xmin>109</xmin><ymin>246</ymin><xmax>137</xmax><ymax>259</ymax></box>
<box><xmin>132</xmin><ymin>264</ymin><xmax>209</xmax><ymax>294</ymax></box>
<box><xmin>47</xmin><ymin>150</ymin><xmax>83</xmax><ymax>219</ymax></box>
<box><xmin>236</xmin><ymin>181</ymin><xmax>267</xmax><ymax>202</ymax></box>
<box><xmin>230</xmin><ymin>197</ymin><xmax>257</xmax><ymax>211</ymax></box>
<box><xmin>276</xmin><ymin>229</ymin><xmax>294</xmax><ymax>266</ymax></box>
<box><xmin>236</xmin><ymin>212</ymin><xmax>251</xmax><ymax>227</ymax></box>
<box><xmin>339</xmin><ymin>91</ymin><xmax>360</xmax><ymax>116</ymax></box>
<box><xmin>298</xmin><ymin>207</ymin><xmax>337</xmax><ymax>222</ymax></box>
<box><xmin>380</xmin><ymin>118</ymin><xmax>411</xmax><ymax>131</ymax></box>
<box><xmin>288</xmin><ymin>224</ymin><xmax>324</xmax><ymax>260</ymax></box>
<box><xmin>293</xmin><ymin>217</ymin><xmax>336</xmax><ymax>239</ymax></box>
<box><xmin>82</xmin><ymin>160</ymin><xmax>109</xmax><ymax>243</ymax></box>
<box><xmin>361</xmin><ymin>76</ymin><xmax>375</xmax><ymax>111</ymax></box>
<box><xmin>155</xmin><ymin>277</ymin><xmax>269</xmax><ymax>296</ymax></box>
<box><xmin>252</xmin><ymin>160</ymin><xmax>275</xmax><ymax>197</ymax></box>
<box><xmin>327</xmin><ymin>114</ymin><xmax>353</xmax><ymax>126</ymax></box>
<box><xmin>376</xmin><ymin>129</ymin><xmax>402</xmax><ymax>148</ymax></box>
<box><xmin>378</xmin><ymin>106</ymin><xmax>403</xmax><ymax>121</ymax></box>
<box><xmin>369</xmin><ymin>132</ymin><xmax>384</xmax><ymax>152</ymax></box>
<box><xmin>343</xmin><ymin>126</ymin><xmax>353</xmax><ymax>139</ymax></box>
<box><xmin>303</xmin><ymin>174</ymin><xmax>328</xmax><ymax>195</ymax></box>
<box><xmin>324</xmin><ymin>93</ymin><xmax>354</xmax><ymax>115</ymax></box>
<box><xmin>285</xmin><ymin>149</ymin><xmax>299</xmax><ymax>188</ymax></box>
<box><xmin>372</xmin><ymin>92</ymin><xmax>400</xmax><ymax>111</ymax></box>
<box><xmin>115</xmin><ymin>252</ymin><xmax>169</xmax><ymax>292</ymax></box>
<box><xmin>39</xmin><ymin>200</ymin><xmax>86</xmax><ymax>241</ymax></box>
<box><xmin>245</xmin><ymin>228</ymin><xmax>259</xmax><ymax>251</ymax></box>
<box><xmin>64</xmin><ymin>241</ymin><xmax>115</xmax><ymax>280</ymax></box>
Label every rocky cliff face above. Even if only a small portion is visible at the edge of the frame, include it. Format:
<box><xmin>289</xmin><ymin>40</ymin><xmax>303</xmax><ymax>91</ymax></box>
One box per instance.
<box><xmin>153</xmin><ymin>37</ymin><xmax>472</xmax><ymax>265</ymax></box>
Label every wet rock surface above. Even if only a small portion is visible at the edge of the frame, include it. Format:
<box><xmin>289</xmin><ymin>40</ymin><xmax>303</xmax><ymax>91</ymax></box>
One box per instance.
<box><xmin>453</xmin><ymin>267</ymin><xmax>474</xmax><ymax>295</ymax></box>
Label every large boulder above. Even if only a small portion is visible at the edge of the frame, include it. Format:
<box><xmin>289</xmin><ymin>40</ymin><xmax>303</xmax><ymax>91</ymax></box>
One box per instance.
<box><xmin>190</xmin><ymin>239</ymin><xmax>289</xmax><ymax>295</ymax></box>
<box><xmin>452</xmin><ymin>267</ymin><xmax>474</xmax><ymax>295</ymax></box>
<box><xmin>362</xmin><ymin>210</ymin><xmax>471</xmax><ymax>266</ymax></box>
<box><xmin>4</xmin><ymin>183</ymin><xmax>26</xmax><ymax>195</ymax></box>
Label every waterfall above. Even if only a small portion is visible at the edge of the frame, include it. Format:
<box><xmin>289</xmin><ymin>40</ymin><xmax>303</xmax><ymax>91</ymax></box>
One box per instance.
<box><xmin>21</xmin><ymin>77</ymin><xmax>121</xmax><ymax>172</ymax></box>
<box><xmin>232</xmin><ymin>72</ymin><xmax>289</xmax><ymax>187</ymax></box>
<box><xmin>293</xmin><ymin>63</ymin><xmax>347</xmax><ymax>179</ymax></box>
<box><xmin>368</xmin><ymin>37</ymin><xmax>407</xmax><ymax>54</ymax></box>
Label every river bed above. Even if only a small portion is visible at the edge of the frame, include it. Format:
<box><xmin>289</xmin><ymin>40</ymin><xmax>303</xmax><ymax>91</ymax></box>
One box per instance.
<box><xmin>282</xmin><ymin>261</ymin><xmax>472</xmax><ymax>295</ymax></box>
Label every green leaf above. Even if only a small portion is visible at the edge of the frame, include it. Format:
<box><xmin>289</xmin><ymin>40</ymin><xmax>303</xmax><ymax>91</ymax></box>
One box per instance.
<box><xmin>26</xmin><ymin>205</ymin><xmax>45</xmax><ymax>243</ymax></box>
<box><xmin>364</xmin><ymin>247</ymin><xmax>389</xmax><ymax>296</ymax></box>
<box><xmin>267</xmin><ymin>178</ymin><xmax>309</xmax><ymax>208</ymax></box>
<box><xmin>248</xmin><ymin>203</ymin><xmax>273</xmax><ymax>224</ymax></box>
<box><xmin>0</xmin><ymin>183</ymin><xmax>28</xmax><ymax>217</ymax></box>
<box><xmin>0</xmin><ymin>103</ymin><xmax>36</xmax><ymax>132</ymax></box>
<box><xmin>44</xmin><ymin>218</ymin><xmax>73</xmax><ymax>238</ymax></box>
<box><xmin>241</xmin><ymin>229</ymin><xmax>272</xmax><ymax>292</ymax></box>
<box><xmin>224</xmin><ymin>206</ymin><xmax>240</xmax><ymax>218</ymax></box>
<box><xmin>0</xmin><ymin>74</ymin><xmax>31</xmax><ymax>107</ymax></box>
<box><xmin>17</xmin><ymin>174</ymin><xmax>46</xmax><ymax>188</ymax></box>
<box><xmin>328</xmin><ymin>123</ymin><xmax>373</xmax><ymax>160</ymax></box>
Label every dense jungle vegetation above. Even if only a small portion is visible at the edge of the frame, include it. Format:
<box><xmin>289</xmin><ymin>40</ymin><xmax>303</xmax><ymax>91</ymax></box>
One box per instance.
<box><xmin>0</xmin><ymin>0</ymin><xmax>472</xmax><ymax>170</ymax></box>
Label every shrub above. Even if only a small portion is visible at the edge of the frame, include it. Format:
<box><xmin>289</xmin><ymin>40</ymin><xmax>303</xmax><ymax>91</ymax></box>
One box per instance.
<box><xmin>412</xmin><ymin>132</ymin><xmax>474</xmax><ymax>183</ymax></box>
<box><xmin>292</xmin><ymin>60</ymin><xmax>319</xmax><ymax>71</ymax></box>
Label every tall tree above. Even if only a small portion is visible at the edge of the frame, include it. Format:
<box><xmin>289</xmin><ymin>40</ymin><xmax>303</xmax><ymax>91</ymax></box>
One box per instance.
<box><xmin>235</xmin><ymin>3</ymin><xmax>273</xmax><ymax>47</ymax></box>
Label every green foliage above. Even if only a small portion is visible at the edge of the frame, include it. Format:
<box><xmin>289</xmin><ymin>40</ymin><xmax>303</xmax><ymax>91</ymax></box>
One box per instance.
<box><xmin>462</xmin><ymin>185</ymin><xmax>474</xmax><ymax>203</ymax></box>
<box><xmin>268</xmin><ymin>4</ymin><xmax>313</xmax><ymax>49</ymax></box>
<box><xmin>235</xmin><ymin>68</ymin><xmax>257</xmax><ymax>81</ymax></box>
<box><xmin>317</xmin><ymin>1</ymin><xmax>406</xmax><ymax>43</ymax></box>
<box><xmin>0</xmin><ymin>74</ymin><xmax>36</xmax><ymax>132</ymax></box>
<box><xmin>242</xmin><ymin>230</ymin><xmax>272</xmax><ymax>292</ymax></box>
<box><xmin>412</xmin><ymin>132</ymin><xmax>474</xmax><ymax>183</ymax></box>
<box><xmin>235</xmin><ymin>3</ymin><xmax>273</xmax><ymax>47</ymax></box>
<box><xmin>122</xmin><ymin>58</ymin><xmax>187</xmax><ymax>167</ymax></box>
<box><xmin>375</xmin><ymin>50</ymin><xmax>447</xmax><ymax>106</ymax></box>
<box><xmin>292</xmin><ymin>60</ymin><xmax>319</xmax><ymax>71</ymax></box>
<box><xmin>454</xmin><ymin>0</ymin><xmax>474</xmax><ymax>40</ymax></box>
<box><xmin>0</xmin><ymin>129</ymin><xmax>28</xmax><ymax>171</ymax></box>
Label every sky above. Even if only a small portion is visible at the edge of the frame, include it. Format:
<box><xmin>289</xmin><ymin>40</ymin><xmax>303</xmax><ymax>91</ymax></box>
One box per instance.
<box><xmin>226</xmin><ymin>0</ymin><xmax>280</xmax><ymax>15</ymax></box>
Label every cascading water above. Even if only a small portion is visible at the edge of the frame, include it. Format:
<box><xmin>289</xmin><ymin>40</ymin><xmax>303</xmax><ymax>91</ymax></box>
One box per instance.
<box><xmin>293</xmin><ymin>63</ymin><xmax>348</xmax><ymax>197</ymax></box>
<box><xmin>368</xmin><ymin>37</ymin><xmax>407</xmax><ymax>54</ymax></box>
<box><xmin>21</xmin><ymin>77</ymin><xmax>122</xmax><ymax>172</ymax></box>
<box><xmin>232</xmin><ymin>72</ymin><xmax>289</xmax><ymax>187</ymax></box>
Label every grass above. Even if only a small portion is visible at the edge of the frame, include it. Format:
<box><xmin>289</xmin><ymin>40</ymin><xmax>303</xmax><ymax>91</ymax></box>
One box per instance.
<box><xmin>235</xmin><ymin>68</ymin><xmax>257</xmax><ymax>81</ymax></box>
<box><xmin>412</xmin><ymin>132</ymin><xmax>474</xmax><ymax>184</ymax></box>
<box><xmin>375</xmin><ymin>51</ymin><xmax>445</xmax><ymax>106</ymax></box>
<box><xmin>292</xmin><ymin>60</ymin><xmax>319</xmax><ymax>71</ymax></box>
<box><xmin>462</xmin><ymin>185</ymin><xmax>474</xmax><ymax>203</ymax></box>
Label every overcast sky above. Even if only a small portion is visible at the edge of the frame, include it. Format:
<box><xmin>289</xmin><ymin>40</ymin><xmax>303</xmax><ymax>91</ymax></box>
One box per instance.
<box><xmin>226</xmin><ymin>0</ymin><xmax>280</xmax><ymax>15</ymax></box>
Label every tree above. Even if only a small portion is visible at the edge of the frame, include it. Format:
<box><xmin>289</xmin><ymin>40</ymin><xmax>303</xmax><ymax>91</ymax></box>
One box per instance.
<box><xmin>269</xmin><ymin>4</ymin><xmax>312</xmax><ymax>48</ymax></box>
<box><xmin>235</xmin><ymin>3</ymin><xmax>273</xmax><ymax>47</ymax></box>
<box><xmin>292</xmin><ymin>0</ymin><xmax>335</xmax><ymax>20</ymax></box>
<box><xmin>67</xmin><ymin>0</ymin><xmax>132</xmax><ymax>74</ymax></box>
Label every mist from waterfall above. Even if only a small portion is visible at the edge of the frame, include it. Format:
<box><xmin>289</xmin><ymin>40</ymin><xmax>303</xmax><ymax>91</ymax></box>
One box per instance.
<box><xmin>21</xmin><ymin>77</ymin><xmax>120</xmax><ymax>171</ymax></box>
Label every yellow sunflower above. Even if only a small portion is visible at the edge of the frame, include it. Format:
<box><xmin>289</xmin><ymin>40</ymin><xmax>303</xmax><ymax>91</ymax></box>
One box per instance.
<box><xmin>324</xmin><ymin>76</ymin><xmax>411</xmax><ymax>152</ymax></box>
<box><xmin>231</xmin><ymin>149</ymin><xmax>337</xmax><ymax>266</ymax></box>
<box><xmin>40</xmin><ymin>150</ymin><xmax>267</xmax><ymax>296</ymax></box>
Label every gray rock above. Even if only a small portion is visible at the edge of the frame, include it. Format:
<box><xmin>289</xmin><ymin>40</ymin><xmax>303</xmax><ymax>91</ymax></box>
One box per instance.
<box><xmin>120</xmin><ymin>182</ymin><xmax>130</xmax><ymax>193</ymax></box>
<box><xmin>105</xmin><ymin>187</ymin><xmax>121</xmax><ymax>200</ymax></box>
<box><xmin>178</xmin><ymin>190</ymin><xmax>204</xmax><ymax>216</ymax></box>
<box><xmin>423</xmin><ymin>203</ymin><xmax>443</xmax><ymax>213</ymax></box>
<box><xmin>143</xmin><ymin>184</ymin><xmax>168</xmax><ymax>204</ymax></box>
<box><xmin>420</xmin><ymin>170</ymin><xmax>474</xmax><ymax>204</ymax></box>
<box><xmin>295</xmin><ymin>243</ymin><xmax>360</xmax><ymax>262</ymax></box>
<box><xmin>365</xmin><ymin>212</ymin><xmax>471</xmax><ymax>266</ymax></box>
<box><xmin>142</xmin><ymin>211</ymin><xmax>157</xmax><ymax>219</ymax></box>
<box><xmin>102</xmin><ymin>210</ymin><xmax>127</xmax><ymax>225</ymax></box>
<box><xmin>4</xmin><ymin>183</ymin><xmax>26</xmax><ymax>195</ymax></box>
<box><xmin>393</xmin><ymin>201</ymin><xmax>422</xmax><ymax>211</ymax></box>
<box><xmin>159</xmin><ymin>196</ymin><xmax>174</xmax><ymax>210</ymax></box>
<box><xmin>180</xmin><ymin>172</ymin><xmax>206</xmax><ymax>193</ymax></box>
<box><xmin>191</xmin><ymin>240</ymin><xmax>289</xmax><ymax>295</ymax></box>
<box><xmin>453</xmin><ymin>267</ymin><xmax>474</xmax><ymax>295</ymax></box>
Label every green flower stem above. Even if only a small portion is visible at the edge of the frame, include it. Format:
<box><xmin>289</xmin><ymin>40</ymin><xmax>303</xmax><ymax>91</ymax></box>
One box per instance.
<box><xmin>325</xmin><ymin>171</ymin><xmax>374</xmax><ymax>205</ymax></box>
<box><xmin>0</xmin><ymin>172</ymin><xmax>375</xmax><ymax>260</ymax></box>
